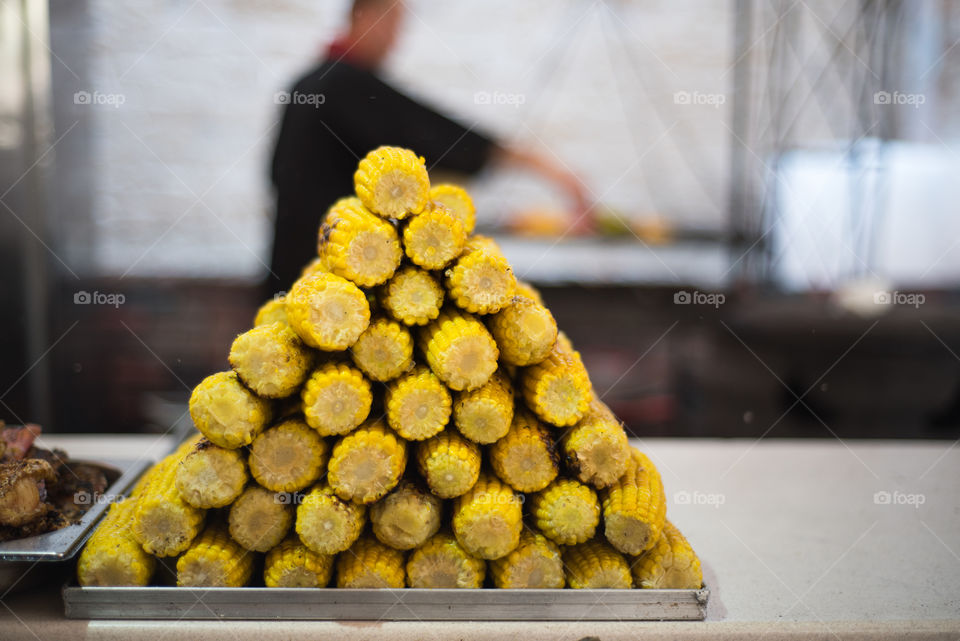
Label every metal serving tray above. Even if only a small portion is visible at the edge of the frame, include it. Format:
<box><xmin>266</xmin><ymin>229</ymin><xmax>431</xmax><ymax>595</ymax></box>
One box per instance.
<box><xmin>63</xmin><ymin>586</ymin><xmax>709</xmax><ymax>621</ymax></box>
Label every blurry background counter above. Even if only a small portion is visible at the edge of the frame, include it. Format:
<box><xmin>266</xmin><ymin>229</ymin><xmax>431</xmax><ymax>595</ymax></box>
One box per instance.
<box><xmin>1</xmin><ymin>434</ymin><xmax>957</xmax><ymax>640</ymax></box>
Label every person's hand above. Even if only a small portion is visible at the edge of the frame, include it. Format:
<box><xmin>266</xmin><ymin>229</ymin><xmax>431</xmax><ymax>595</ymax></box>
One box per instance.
<box><xmin>555</xmin><ymin>170</ymin><xmax>595</xmax><ymax>235</ymax></box>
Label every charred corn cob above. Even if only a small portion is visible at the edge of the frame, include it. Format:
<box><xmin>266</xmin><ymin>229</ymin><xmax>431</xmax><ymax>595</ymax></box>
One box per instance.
<box><xmin>630</xmin><ymin>520</ymin><xmax>703</xmax><ymax>589</ymax></box>
<box><xmin>350</xmin><ymin>316</ymin><xmax>414</xmax><ymax>382</ymax></box>
<box><xmin>419</xmin><ymin>308</ymin><xmax>499</xmax><ymax>391</ymax></box>
<box><xmin>328</xmin><ymin>420</ymin><xmax>407</xmax><ymax>504</ymax></box>
<box><xmin>175</xmin><ymin>439</ymin><xmax>247</xmax><ymax>509</ymax></box>
<box><xmin>488</xmin><ymin>296</ymin><xmax>558</xmax><ymax>367</ymax></box>
<box><xmin>249</xmin><ymin>418</ymin><xmax>329</xmax><ymax>492</ymax></box>
<box><xmin>300</xmin><ymin>362</ymin><xmax>372</xmax><ymax>437</ymax></box>
<box><xmin>229</xmin><ymin>321</ymin><xmax>315</xmax><ymax>398</ymax></box>
<box><xmin>451</xmin><ymin>472</ymin><xmax>522</xmax><ymax>560</ymax></box>
<box><xmin>489</xmin><ymin>409</ymin><xmax>559</xmax><ymax>493</ymax></box>
<box><xmin>189</xmin><ymin>370</ymin><xmax>272</xmax><ymax>449</ymax></box>
<box><xmin>286</xmin><ymin>271</ymin><xmax>370</xmax><ymax>351</ymax></box>
<box><xmin>452</xmin><ymin>368</ymin><xmax>514</xmax><ymax>444</ymax></box>
<box><xmin>488</xmin><ymin>528</ymin><xmax>564</xmax><ymax>589</ymax></box>
<box><xmin>321</xmin><ymin>197</ymin><xmax>402</xmax><ymax>287</ymax></box>
<box><xmin>264</xmin><ymin>534</ymin><xmax>334</xmax><ymax>588</ymax></box>
<box><xmin>378</xmin><ymin>265</ymin><xmax>445</xmax><ymax>326</ymax></box>
<box><xmin>385</xmin><ymin>365</ymin><xmax>451</xmax><ymax>441</ymax></box>
<box><xmin>296</xmin><ymin>481</ymin><xmax>367</xmax><ymax>554</ymax></box>
<box><xmin>520</xmin><ymin>343</ymin><xmax>591</xmax><ymax>427</ymax></box>
<box><xmin>403</xmin><ymin>202</ymin><xmax>467</xmax><ymax>270</ymax></box>
<box><xmin>354</xmin><ymin>146</ymin><xmax>429</xmax><ymax>220</ymax></box>
<box><xmin>254</xmin><ymin>296</ymin><xmax>287</xmax><ymax>327</ymax></box>
<box><xmin>406</xmin><ymin>530</ymin><xmax>486</xmax><ymax>588</ymax></box>
<box><xmin>563</xmin><ymin>539</ymin><xmax>632</xmax><ymax>589</ymax></box>
<box><xmin>561</xmin><ymin>396</ymin><xmax>630</xmax><ymax>489</ymax></box>
<box><xmin>601</xmin><ymin>448</ymin><xmax>666</xmax><ymax>556</ymax></box>
<box><xmin>176</xmin><ymin>523</ymin><xmax>253</xmax><ymax>587</ymax></box>
<box><xmin>529</xmin><ymin>478</ymin><xmax>600</xmax><ymax>545</ymax></box>
<box><xmin>228</xmin><ymin>485</ymin><xmax>293</xmax><ymax>553</ymax></box>
<box><xmin>336</xmin><ymin>535</ymin><xmax>406</xmax><ymax>588</ymax></box>
<box><xmin>131</xmin><ymin>453</ymin><xmax>205</xmax><ymax>557</ymax></box>
<box><xmin>370</xmin><ymin>479</ymin><xmax>442</xmax><ymax>550</ymax></box>
<box><xmin>429</xmin><ymin>183</ymin><xmax>476</xmax><ymax>234</ymax></box>
<box><xmin>77</xmin><ymin>497</ymin><xmax>156</xmax><ymax>586</ymax></box>
<box><xmin>445</xmin><ymin>236</ymin><xmax>517</xmax><ymax>315</ymax></box>
<box><xmin>416</xmin><ymin>430</ymin><xmax>481</xmax><ymax>499</ymax></box>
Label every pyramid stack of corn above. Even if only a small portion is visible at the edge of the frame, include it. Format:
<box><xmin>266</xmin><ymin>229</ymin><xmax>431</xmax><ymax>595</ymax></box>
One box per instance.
<box><xmin>77</xmin><ymin>146</ymin><xmax>703</xmax><ymax>591</ymax></box>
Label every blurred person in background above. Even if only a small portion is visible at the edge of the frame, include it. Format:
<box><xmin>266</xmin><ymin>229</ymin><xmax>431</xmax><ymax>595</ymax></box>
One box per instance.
<box><xmin>268</xmin><ymin>0</ymin><xmax>590</xmax><ymax>293</ymax></box>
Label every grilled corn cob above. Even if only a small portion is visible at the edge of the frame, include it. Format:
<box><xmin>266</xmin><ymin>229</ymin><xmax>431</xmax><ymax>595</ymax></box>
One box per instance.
<box><xmin>336</xmin><ymin>535</ymin><xmax>406</xmax><ymax>588</ymax></box>
<box><xmin>406</xmin><ymin>530</ymin><xmax>486</xmax><ymax>588</ymax></box>
<box><xmin>419</xmin><ymin>308</ymin><xmax>499</xmax><ymax>391</ymax></box>
<box><xmin>295</xmin><ymin>481</ymin><xmax>366</xmax><ymax>554</ymax></box>
<box><xmin>370</xmin><ymin>479</ymin><xmax>442</xmax><ymax>550</ymax></box>
<box><xmin>189</xmin><ymin>370</ymin><xmax>272</xmax><ymax>449</ymax></box>
<box><xmin>429</xmin><ymin>183</ymin><xmax>476</xmax><ymax>234</ymax></box>
<box><xmin>350</xmin><ymin>316</ymin><xmax>414</xmax><ymax>382</ymax></box>
<box><xmin>286</xmin><ymin>271</ymin><xmax>370</xmax><ymax>351</ymax></box>
<box><xmin>327</xmin><ymin>420</ymin><xmax>407</xmax><ymax>504</ymax></box>
<box><xmin>249</xmin><ymin>418</ymin><xmax>329</xmax><ymax>492</ymax></box>
<box><xmin>175</xmin><ymin>439</ymin><xmax>247</xmax><ymax>509</ymax></box>
<box><xmin>452</xmin><ymin>368</ymin><xmax>514</xmax><ymax>444</ymax></box>
<box><xmin>385</xmin><ymin>365</ymin><xmax>451</xmax><ymax>441</ymax></box>
<box><xmin>561</xmin><ymin>396</ymin><xmax>630</xmax><ymax>488</ymax></box>
<box><xmin>378</xmin><ymin>265</ymin><xmax>445</xmax><ymax>326</ymax></box>
<box><xmin>630</xmin><ymin>520</ymin><xmax>703</xmax><ymax>589</ymax></box>
<box><xmin>489</xmin><ymin>409</ymin><xmax>559</xmax><ymax>493</ymax></box>
<box><xmin>416</xmin><ymin>430</ymin><xmax>481</xmax><ymax>499</ymax></box>
<box><xmin>520</xmin><ymin>343</ymin><xmax>591</xmax><ymax>427</ymax></box>
<box><xmin>529</xmin><ymin>478</ymin><xmax>600</xmax><ymax>545</ymax></box>
<box><xmin>488</xmin><ymin>296</ymin><xmax>558</xmax><ymax>367</ymax></box>
<box><xmin>228</xmin><ymin>485</ymin><xmax>293</xmax><ymax>553</ymax></box>
<box><xmin>562</xmin><ymin>539</ymin><xmax>632</xmax><ymax>589</ymax></box>
<box><xmin>77</xmin><ymin>497</ymin><xmax>156</xmax><ymax>586</ymax></box>
<box><xmin>451</xmin><ymin>471</ymin><xmax>522</xmax><ymax>560</ymax></box>
<box><xmin>300</xmin><ymin>362</ymin><xmax>372</xmax><ymax>436</ymax></box>
<box><xmin>600</xmin><ymin>448</ymin><xmax>666</xmax><ymax>556</ymax></box>
<box><xmin>131</xmin><ymin>453</ymin><xmax>205</xmax><ymax>557</ymax></box>
<box><xmin>229</xmin><ymin>321</ymin><xmax>315</xmax><ymax>398</ymax></box>
<box><xmin>177</xmin><ymin>523</ymin><xmax>253</xmax><ymax>588</ymax></box>
<box><xmin>488</xmin><ymin>528</ymin><xmax>564</xmax><ymax>589</ymax></box>
<box><xmin>354</xmin><ymin>146</ymin><xmax>429</xmax><ymax>220</ymax></box>
<box><xmin>254</xmin><ymin>296</ymin><xmax>287</xmax><ymax>327</ymax></box>
<box><xmin>321</xmin><ymin>197</ymin><xmax>402</xmax><ymax>287</ymax></box>
<box><xmin>264</xmin><ymin>534</ymin><xmax>334</xmax><ymax>588</ymax></box>
<box><xmin>445</xmin><ymin>236</ymin><xmax>516</xmax><ymax>315</ymax></box>
<box><xmin>403</xmin><ymin>202</ymin><xmax>467</xmax><ymax>270</ymax></box>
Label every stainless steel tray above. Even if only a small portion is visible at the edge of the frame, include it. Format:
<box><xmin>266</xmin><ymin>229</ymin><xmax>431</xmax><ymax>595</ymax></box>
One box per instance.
<box><xmin>62</xmin><ymin>586</ymin><xmax>709</xmax><ymax>621</ymax></box>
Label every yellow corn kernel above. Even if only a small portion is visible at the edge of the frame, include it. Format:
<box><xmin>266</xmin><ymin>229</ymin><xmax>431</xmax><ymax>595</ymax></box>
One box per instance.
<box><xmin>385</xmin><ymin>365</ymin><xmax>451</xmax><ymax>441</ymax></box>
<box><xmin>321</xmin><ymin>197</ymin><xmax>402</xmax><ymax>287</ymax></box>
<box><xmin>489</xmin><ymin>409</ymin><xmax>558</xmax><ymax>493</ymax></box>
<box><xmin>452</xmin><ymin>368</ymin><xmax>514</xmax><ymax>444</ymax></box>
<box><xmin>77</xmin><ymin>497</ymin><xmax>156</xmax><ymax>586</ymax></box>
<box><xmin>529</xmin><ymin>477</ymin><xmax>600</xmax><ymax>545</ymax></box>
<box><xmin>488</xmin><ymin>296</ymin><xmax>558</xmax><ymax>367</ymax></box>
<box><xmin>229</xmin><ymin>321</ymin><xmax>315</xmax><ymax>398</ymax></box>
<box><xmin>301</xmin><ymin>255</ymin><xmax>329</xmax><ymax>278</ymax></box>
<box><xmin>175</xmin><ymin>439</ymin><xmax>247</xmax><ymax>508</ymax></box>
<box><xmin>416</xmin><ymin>430</ymin><xmax>481</xmax><ymax>499</ymax></box>
<box><xmin>295</xmin><ymin>481</ymin><xmax>366</xmax><ymax>554</ymax></box>
<box><xmin>300</xmin><ymin>362</ymin><xmax>372</xmax><ymax>436</ymax></box>
<box><xmin>350</xmin><ymin>316</ymin><xmax>414</xmax><ymax>382</ymax></box>
<box><xmin>370</xmin><ymin>479</ymin><xmax>442</xmax><ymax>550</ymax></box>
<box><xmin>489</xmin><ymin>528</ymin><xmax>564</xmax><ymax>589</ymax></box>
<box><xmin>563</xmin><ymin>539</ymin><xmax>632</xmax><ymax>589</ymax></box>
<box><xmin>177</xmin><ymin>523</ymin><xmax>253</xmax><ymax>588</ymax></box>
<box><xmin>254</xmin><ymin>296</ymin><xmax>287</xmax><ymax>327</ymax></box>
<box><xmin>327</xmin><ymin>420</ymin><xmax>407</xmax><ymax>504</ymax></box>
<box><xmin>429</xmin><ymin>183</ymin><xmax>476</xmax><ymax>235</ymax></box>
<box><xmin>264</xmin><ymin>534</ymin><xmax>334</xmax><ymax>588</ymax></box>
<box><xmin>406</xmin><ymin>530</ymin><xmax>486</xmax><ymax>588</ymax></box>
<box><xmin>514</xmin><ymin>280</ymin><xmax>544</xmax><ymax>305</ymax></box>
<box><xmin>452</xmin><ymin>472</ymin><xmax>522</xmax><ymax>560</ymax></box>
<box><xmin>336</xmin><ymin>535</ymin><xmax>407</xmax><ymax>588</ymax></box>
<box><xmin>354</xmin><ymin>146</ymin><xmax>429</xmax><ymax>220</ymax></box>
<box><xmin>419</xmin><ymin>308</ymin><xmax>499</xmax><ymax>391</ymax></box>
<box><xmin>131</xmin><ymin>453</ymin><xmax>206</xmax><ymax>557</ymax></box>
<box><xmin>189</xmin><ymin>370</ymin><xmax>272</xmax><ymax>449</ymax></box>
<box><xmin>630</xmin><ymin>520</ymin><xmax>703</xmax><ymax>589</ymax></box>
<box><xmin>444</xmin><ymin>236</ymin><xmax>517</xmax><ymax>315</ymax></box>
<box><xmin>561</xmin><ymin>396</ymin><xmax>630</xmax><ymax>489</ymax></box>
<box><xmin>403</xmin><ymin>202</ymin><xmax>467</xmax><ymax>270</ymax></box>
<box><xmin>520</xmin><ymin>343</ymin><xmax>592</xmax><ymax>427</ymax></box>
<box><xmin>228</xmin><ymin>485</ymin><xmax>293</xmax><ymax>553</ymax></box>
<box><xmin>286</xmin><ymin>271</ymin><xmax>370</xmax><ymax>351</ymax></box>
<box><xmin>379</xmin><ymin>265</ymin><xmax>445</xmax><ymax>326</ymax></box>
<box><xmin>249</xmin><ymin>418</ymin><xmax>329</xmax><ymax>493</ymax></box>
<box><xmin>601</xmin><ymin>448</ymin><xmax>667</xmax><ymax>556</ymax></box>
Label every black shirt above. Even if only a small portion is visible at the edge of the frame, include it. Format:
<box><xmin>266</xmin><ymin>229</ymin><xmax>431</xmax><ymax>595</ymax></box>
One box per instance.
<box><xmin>267</xmin><ymin>59</ymin><xmax>496</xmax><ymax>294</ymax></box>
